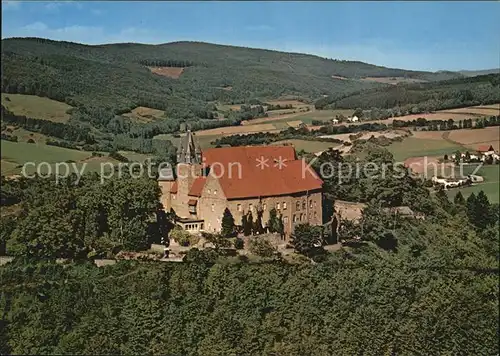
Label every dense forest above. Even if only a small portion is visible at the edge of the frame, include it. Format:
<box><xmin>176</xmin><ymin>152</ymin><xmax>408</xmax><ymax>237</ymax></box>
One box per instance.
<box><xmin>1</xmin><ymin>37</ymin><xmax>465</xmax><ymax>127</ymax></box>
<box><xmin>1</xmin><ymin>251</ymin><xmax>498</xmax><ymax>355</ymax></box>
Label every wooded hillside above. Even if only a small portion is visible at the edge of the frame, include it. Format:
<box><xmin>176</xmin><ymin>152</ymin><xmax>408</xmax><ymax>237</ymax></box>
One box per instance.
<box><xmin>2</xmin><ymin>37</ymin><xmax>463</xmax><ymax>116</ymax></box>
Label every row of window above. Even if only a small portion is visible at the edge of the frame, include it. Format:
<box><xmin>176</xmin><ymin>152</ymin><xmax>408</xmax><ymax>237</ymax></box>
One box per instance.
<box><xmin>236</xmin><ymin>199</ymin><xmax>318</xmax><ymax>213</ymax></box>
<box><xmin>293</xmin><ymin>211</ymin><xmax>318</xmax><ymax>222</ymax></box>
<box><xmin>184</xmin><ymin>223</ymin><xmax>203</xmax><ymax>231</ymax></box>
<box><xmin>190</xmin><ymin>203</ymin><xmax>220</xmax><ymax>214</ymax></box>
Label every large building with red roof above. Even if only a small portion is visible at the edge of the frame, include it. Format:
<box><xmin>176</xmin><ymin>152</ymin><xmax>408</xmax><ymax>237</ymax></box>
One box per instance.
<box><xmin>158</xmin><ymin>131</ymin><xmax>323</xmax><ymax>236</ymax></box>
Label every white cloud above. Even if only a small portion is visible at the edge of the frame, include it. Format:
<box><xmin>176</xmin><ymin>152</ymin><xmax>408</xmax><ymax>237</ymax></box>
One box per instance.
<box><xmin>91</xmin><ymin>8</ymin><xmax>104</xmax><ymax>16</ymax></box>
<box><xmin>245</xmin><ymin>25</ymin><xmax>274</xmax><ymax>32</ymax></box>
<box><xmin>2</xmin><ymin>1</ymin><xmax>22</xmax><ymax>11</ymax></box>
<box><xmin>16</xmin><ymin>22</ymin><xmax>105</xmax><ymax>43</ymax></box>
<box><xmin>23</xmin><ymin>22</ymin><xmax>48</xmax><ymax>31</ymax></box>
<box><xmin>9</xmin><ymin>22</ymin><xmax>166</xmax><ymax>45</ymax></box>
<box><xmin>43</xmin><ymin>3</ymin><xmax>62</xmax><ymax>12</ymax></box>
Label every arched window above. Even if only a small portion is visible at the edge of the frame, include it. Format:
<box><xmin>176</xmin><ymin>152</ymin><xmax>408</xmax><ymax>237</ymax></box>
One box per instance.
<box><xmin>302</xmin><ymin>200</ymin><xmax>306</xmax><ymax>210</ymax></box>
<box><xmin>296</xmin><ymin>201</ymin><xmax>301</xmax><ymax>210</ymax></box>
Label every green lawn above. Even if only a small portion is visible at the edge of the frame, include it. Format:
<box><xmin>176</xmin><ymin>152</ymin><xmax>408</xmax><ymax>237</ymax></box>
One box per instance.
<box><xmin>258</xmin><ymin>109</ymin><xmax>355</xmax><ymax>127</ymax></box>
<box><xmin>387</xmin><ymin>137</ymin><xmax>463</xmax><ymax>161</ymax></box>
<box><xmin>118</xmin><ymin>151</ymin><xmax>154</xmax><ymax>163</ymax></box>
<box><xmin>0</xmin><ymin>140</ymin><xmax>122</xmax><ymax>175</ymax></box>
<box><xmin>446</xmin><ymin>164</ymin><xmax>500</xmax><ymax>203</ymax></box>
<box><xmin>292</xmin><ymin>109</ymin><xmax>355</xmax><ymax>124</ymax></box>
<box><xmin>1</xmin><ymin>140</ymin><xmax>89</xmax><ymax>164</ymax></box>
<box><xmin>2</xmin><ymin>93</ymin><xmax>72</xmax><ymax>123</ymax></box>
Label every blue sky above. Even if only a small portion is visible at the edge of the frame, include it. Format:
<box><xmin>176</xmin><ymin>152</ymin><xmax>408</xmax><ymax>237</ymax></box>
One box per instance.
<box><xmin>2</xmin><ymin>1</ymin><xmax>499</xmax><ymax>71</ymax></box>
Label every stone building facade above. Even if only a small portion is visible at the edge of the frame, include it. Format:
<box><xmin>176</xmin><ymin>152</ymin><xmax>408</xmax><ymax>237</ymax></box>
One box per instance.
<box><xmin>159</xmin><ymin>131</ymin><xmax>323</xmax><ymax>237</ymax></box>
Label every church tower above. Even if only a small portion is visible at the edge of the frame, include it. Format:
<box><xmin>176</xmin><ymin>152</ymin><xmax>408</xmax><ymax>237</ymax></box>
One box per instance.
<box><xmin>177</xmin><ymin>130</ymin><xmax>202</xmax><ymax>164</ymax></box>
<box><xmin>175</xmin><ymin>130</ymin><xmax>203</xmax><ymax>217</ymax></box>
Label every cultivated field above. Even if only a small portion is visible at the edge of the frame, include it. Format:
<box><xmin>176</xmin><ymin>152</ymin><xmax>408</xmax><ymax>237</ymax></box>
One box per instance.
<box><xmin>266</xmin><ymin>99</ymin><xmax>308</xmax><ymax>107</ymax></box>
<box><xmin>389</xmin><ymin>104</ymin><xmax>500</xmax><ymax>123</ymax></box>
<box><xmin>309</xmin><ymin>103</ymin><xmax>500</xmax><ymax>129</ymax></box>
<box><xmin>193</xmin><ymin>123</ymin><xmax>279</xmax><ymax>137</ymax></box>
<box><xmin>360</xmin><ymin>77</ymin><xmax>428</xmax><ymax>85</ymax></box>
<box><xmin>410</xmin><ymin>127</ymin><xmax>500</xmax><ymax>151</ymax></box>
<box><xmin>387</xmin><ymin>137</ymin><xmax>463</xmax><ymax>162</ymax></box>
<box><xmin>447</xmin><ymin>126</ymin><xmax>500</xmax><ymax>151</ymax></box>
<box><xmin>411</xmin><ymin>131</ymin><xmax>448</xmax><ymax>140</ymax></box>
<box><xmin>320</xmin><ymin>129</ymin><xmax>409</xmax><ymax>143</ymax></box>
<box><xmin>1</xmin><ymin>93</ymin><xmax>72</xmax><ymax>123</ymax></box>
<box><xmin>246</xmin><ymin>108</ymin><xmax>354</xmax><ymax>127</ymax></box>
<box><xmin>147</xmin><ymin>66</ymin><xmax>184</xmax><ymax>79</ymax></box>
<box><xmin>440</xmin><ymin>104</ymin><xmax>499</xmax><ymax>117</ymax></box>
<box><xmin>123</xmin><ymin>106</ymin><xmax>166</xmax><ymax>123</ymax></box>
<box><xmin>403</xmin><ymin>156</ymin><xmax>449</xmax><ymax>175</ymax></box>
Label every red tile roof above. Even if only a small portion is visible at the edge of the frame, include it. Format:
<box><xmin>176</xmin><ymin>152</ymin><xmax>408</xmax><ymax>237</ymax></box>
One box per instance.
<box><xmin>477</xmin><ymin>145</ymin><xmax>494</xmax><ymax>152</ymax></box>
<box><xmin>201</xmin><ymin>146</ymin><xmax>322</xmax><ymax>199</ymax></box>
<box><xmin>188</xmin><ymin>177</ymin><xmax>206</xmax><ymax>197</ymax></box>
<box><xmin>170</xmin><ymin>181</ymin><xmax>178</xmax><ymax>194</ymax></box>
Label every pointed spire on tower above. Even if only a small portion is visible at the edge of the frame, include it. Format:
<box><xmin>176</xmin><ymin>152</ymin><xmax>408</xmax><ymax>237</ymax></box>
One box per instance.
<box><xmin>177</xmin><ymin>130</ymin><xmax>201</xmax><ymax>164</ymax></box>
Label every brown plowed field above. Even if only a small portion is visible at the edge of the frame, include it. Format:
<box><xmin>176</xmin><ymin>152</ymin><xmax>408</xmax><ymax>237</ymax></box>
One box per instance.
<box><xmin>194</xmin><ymin>123</ymin><xmax>279</xmax><ymax>137</ymax></box>
<box><xmin>361</xmin><ymin>77</ymin><xmax>428</xmax><ymax>85</ymax></box>
<box><xmin>447</xmin><ymin>126</ymin><xmax>500</xmax><ymax>151</ymax></box>
<box><xmin>147</xmin><ymin>66</ymin><xmax>184</xmax><ymax>78</ymax></box>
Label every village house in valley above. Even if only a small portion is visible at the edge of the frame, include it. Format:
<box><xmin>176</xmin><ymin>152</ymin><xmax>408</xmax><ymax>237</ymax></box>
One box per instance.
<box><xmin>158</xmin><ymin>131</ymin><xmax>324</xmax><ymax>236</ymax></box>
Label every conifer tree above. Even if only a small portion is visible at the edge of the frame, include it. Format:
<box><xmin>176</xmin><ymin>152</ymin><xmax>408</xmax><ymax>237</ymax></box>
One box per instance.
<box><xmin>221</xmin><ymin>208</ymin><xmax>235</xmax><ymax>237</ymax></box>
<box><xmin>243</xmin><ymin>211</ymin><xmax>253</xmax><ymax>236</ymax></box>
<box><xmin>267</xmin><ymin>208</ymin><xmax>279</xmax><ymax>233</ymax></box>
<box><xmin>253</xmin><ymin>209</ymin><xmax>264</xmax><ymax>235</ymax></box>
<box><xmin>466</xmin><ymin>192</ymin><xmax>477</xmax><ymax>223</ymax></box>
<box><xmin>474</xmin><ymin>191</ymin><xmax>493</xmax><ymax>229</ymax></box>
<box><xmin>454</xmin><ymin>191</ymin><xmax>466</xmax><ymax>205</ymax></box>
